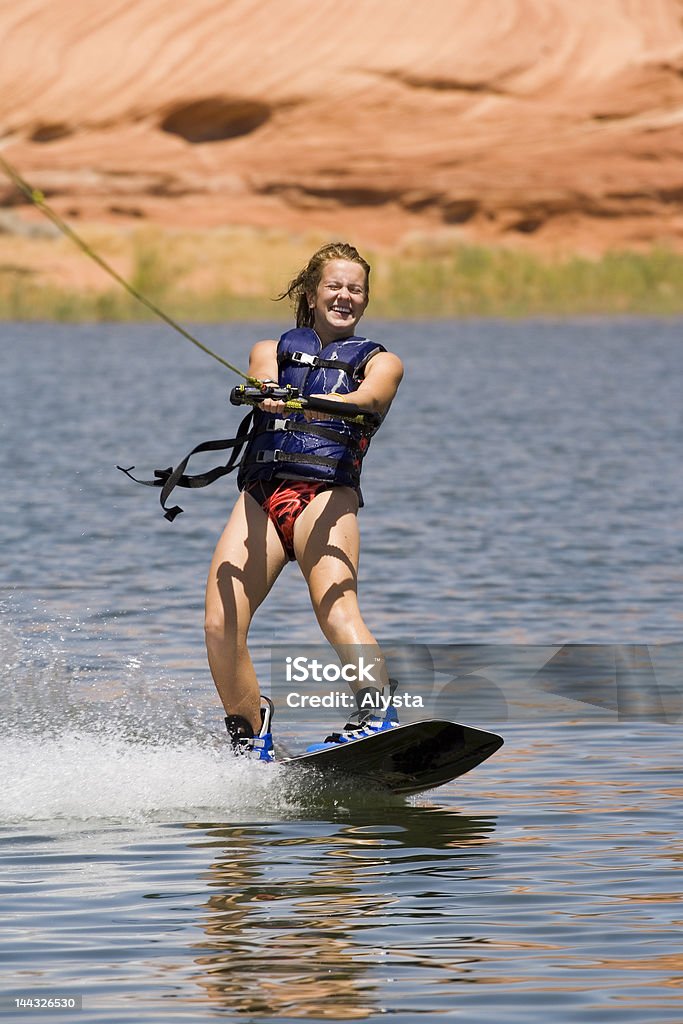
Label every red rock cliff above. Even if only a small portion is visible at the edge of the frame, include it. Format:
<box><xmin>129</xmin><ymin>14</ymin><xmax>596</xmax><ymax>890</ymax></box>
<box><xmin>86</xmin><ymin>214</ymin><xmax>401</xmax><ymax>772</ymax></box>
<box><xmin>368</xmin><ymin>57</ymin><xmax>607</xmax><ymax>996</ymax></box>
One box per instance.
<box><xmin>2</xmin><ymin>0</ymin><xmax>683</xmax><ymax>254</ymax></box>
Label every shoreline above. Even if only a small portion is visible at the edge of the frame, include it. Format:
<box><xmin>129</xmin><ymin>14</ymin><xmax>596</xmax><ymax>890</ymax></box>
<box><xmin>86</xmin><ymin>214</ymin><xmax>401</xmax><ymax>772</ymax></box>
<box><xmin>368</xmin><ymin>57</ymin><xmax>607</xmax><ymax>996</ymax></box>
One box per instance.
<box><xmin>3</xmin><ymin>225</ymin><xmax>683</xmax><ymax>320</ymax></box>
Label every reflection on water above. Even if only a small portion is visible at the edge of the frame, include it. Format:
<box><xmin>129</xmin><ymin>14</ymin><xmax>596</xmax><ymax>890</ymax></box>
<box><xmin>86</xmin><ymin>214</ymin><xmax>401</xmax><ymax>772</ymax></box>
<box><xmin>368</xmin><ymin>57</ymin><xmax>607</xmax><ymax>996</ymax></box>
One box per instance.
<box><xmin>187</xmin><ymin>808</ymin><xmax>495</xmax><ymax>1018</ymax></box>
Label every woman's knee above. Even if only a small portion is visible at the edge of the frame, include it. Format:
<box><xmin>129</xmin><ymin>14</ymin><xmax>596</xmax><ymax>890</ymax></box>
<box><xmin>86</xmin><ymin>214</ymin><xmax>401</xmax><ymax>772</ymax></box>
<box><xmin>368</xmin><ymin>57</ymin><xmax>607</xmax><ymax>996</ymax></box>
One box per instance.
<box><xmin>316</xmin><ymin>593</ymin><xmax>363</xmax><ymax>642</ymax></box>
<box><xmin>205</xmin><ymin>560</ymin><xmax>251</xmax><ymax>637</ymax></box>
<box><xmin>205</xmin><ymin>586</ymin><xmax>254</xmax><ymax>636</ymax></box>
<box><xmin>204</xmin><ymin>587</ymin><xmax>245</xmax><ymax>646</ymax></box>
<box><xmin>204</xmin><ymin>605</ymin><xmax>226</xmax><ymax>642</ymax></box>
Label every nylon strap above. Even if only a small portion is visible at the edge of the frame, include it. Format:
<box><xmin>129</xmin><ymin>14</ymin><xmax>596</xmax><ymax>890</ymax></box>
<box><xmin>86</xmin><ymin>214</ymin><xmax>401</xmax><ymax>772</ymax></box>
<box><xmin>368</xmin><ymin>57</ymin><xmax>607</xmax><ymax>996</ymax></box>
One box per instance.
<box><xmin>255</xmin><ymin>450</ymin><xmax>341</xmax><ymax>468</ymax></box>
<box><xmin>264</xmin><ymin>418</ymin><xmax>360</xmax><ymax>448</ymax></box>
<box><xmin>280</xmin><ymin>351</ymin><xmax>355</xmax><ymax>375</ymax></box>
<box><xmin>117</xmin><ymin>411</ymin><xmax>255</xmax><ymax>521</ymax></box>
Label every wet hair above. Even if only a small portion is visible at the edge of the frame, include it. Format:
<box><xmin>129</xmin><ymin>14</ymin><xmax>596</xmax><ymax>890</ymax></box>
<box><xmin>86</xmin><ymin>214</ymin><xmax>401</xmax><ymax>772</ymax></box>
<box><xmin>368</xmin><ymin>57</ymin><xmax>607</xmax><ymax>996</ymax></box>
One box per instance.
<box><xmin>278</xmin><ymin>242</ymin><xmax>371</xmax><ymax>328</ymax></box>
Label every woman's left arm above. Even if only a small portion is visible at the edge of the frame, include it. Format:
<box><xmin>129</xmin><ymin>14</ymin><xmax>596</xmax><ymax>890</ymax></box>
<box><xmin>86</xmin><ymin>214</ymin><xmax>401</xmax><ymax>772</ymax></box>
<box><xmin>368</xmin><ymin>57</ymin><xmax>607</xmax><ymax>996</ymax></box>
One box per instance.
<box><xmin>306</xmin><ymin>351</ymin><xmax>404</xmax><ymax>420</ymax></box>
<box><xmin>351</xmin><ymin>351</ymin><xmax>404</xmax><ymax>416</ymax></box>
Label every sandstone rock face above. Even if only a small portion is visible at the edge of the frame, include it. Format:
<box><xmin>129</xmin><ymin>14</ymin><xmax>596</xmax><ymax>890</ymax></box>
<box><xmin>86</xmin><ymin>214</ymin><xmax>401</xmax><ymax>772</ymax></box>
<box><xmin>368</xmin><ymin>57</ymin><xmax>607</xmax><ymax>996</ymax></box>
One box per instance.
<box><xmin>2</xmin><ymin>0</ymin><xmax>683</xmax><ymax>254</ymax></box>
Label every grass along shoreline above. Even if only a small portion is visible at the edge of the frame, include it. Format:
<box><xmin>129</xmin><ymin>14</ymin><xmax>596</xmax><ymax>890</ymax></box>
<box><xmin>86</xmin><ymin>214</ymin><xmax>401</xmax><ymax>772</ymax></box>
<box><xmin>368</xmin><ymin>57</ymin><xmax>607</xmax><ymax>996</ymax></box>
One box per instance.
<box><xmin>2</xmin><ymin>227</ymin><xmax>683</xmax><ymax>320</ymax></box>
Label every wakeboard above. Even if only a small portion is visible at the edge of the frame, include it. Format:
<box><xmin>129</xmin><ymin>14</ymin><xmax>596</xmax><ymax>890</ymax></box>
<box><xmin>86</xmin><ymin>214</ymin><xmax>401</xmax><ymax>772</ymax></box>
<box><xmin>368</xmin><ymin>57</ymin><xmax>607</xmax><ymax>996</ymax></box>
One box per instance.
<box><xmin>282</xmin><ymin>720</ymin><xmax>503</xmax><ymax>795</ymax></box>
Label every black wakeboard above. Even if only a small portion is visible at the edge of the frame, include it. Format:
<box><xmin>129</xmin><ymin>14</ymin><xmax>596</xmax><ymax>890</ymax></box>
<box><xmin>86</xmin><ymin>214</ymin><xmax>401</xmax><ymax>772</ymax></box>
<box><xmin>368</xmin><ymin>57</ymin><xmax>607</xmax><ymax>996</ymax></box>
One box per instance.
<box><xmin>282</xmin><ymin>720</ymin><xmax>503</xmax><ymax>795</ymax></box>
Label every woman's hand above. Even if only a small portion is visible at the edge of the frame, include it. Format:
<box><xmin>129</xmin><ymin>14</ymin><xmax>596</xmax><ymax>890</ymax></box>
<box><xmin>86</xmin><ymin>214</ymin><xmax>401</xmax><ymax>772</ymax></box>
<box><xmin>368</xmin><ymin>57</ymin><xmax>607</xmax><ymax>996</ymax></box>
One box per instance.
<box><xmin>258</xmin><ymin>395</ymin><xmax>288</xmax><ymax>416</ymax></box>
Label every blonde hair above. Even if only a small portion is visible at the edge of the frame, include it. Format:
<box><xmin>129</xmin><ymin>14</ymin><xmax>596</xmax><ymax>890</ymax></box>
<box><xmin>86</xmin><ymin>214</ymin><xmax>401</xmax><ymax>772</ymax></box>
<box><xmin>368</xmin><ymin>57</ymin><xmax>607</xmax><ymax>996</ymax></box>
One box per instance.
<box><xmin>278</xmin><ymin>242</ymin><xmax>371</xmax><ymax>328</ymax></box>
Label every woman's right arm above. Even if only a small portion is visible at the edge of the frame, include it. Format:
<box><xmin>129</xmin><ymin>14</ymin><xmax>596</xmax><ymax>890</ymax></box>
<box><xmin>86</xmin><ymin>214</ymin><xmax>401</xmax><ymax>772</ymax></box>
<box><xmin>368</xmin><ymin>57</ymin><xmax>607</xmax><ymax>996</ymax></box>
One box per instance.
<box><xmin>248</xmin><ymin>339</ymin><xmax>288</xmax><ymax>415</ymax></box>
<box><xmin>248</xmin><ymin>339</ymin><xmax>279</xmax><ymax>382</ymax></box>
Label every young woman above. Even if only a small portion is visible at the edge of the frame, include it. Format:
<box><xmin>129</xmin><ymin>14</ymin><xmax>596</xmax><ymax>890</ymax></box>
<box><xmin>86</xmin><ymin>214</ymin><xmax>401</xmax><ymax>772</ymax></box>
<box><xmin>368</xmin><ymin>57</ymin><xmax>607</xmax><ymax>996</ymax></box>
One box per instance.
<box><xmin>204</xmin><ymin>242</ymin><xmax>403</xmax><ymax>759</ymax></box>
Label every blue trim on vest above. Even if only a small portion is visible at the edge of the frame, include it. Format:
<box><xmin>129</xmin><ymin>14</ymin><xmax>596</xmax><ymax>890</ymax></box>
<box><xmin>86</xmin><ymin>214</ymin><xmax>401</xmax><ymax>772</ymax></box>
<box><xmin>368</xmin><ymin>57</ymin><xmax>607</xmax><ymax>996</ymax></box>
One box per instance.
<box><xmin>238</xmin><ymin>327</ymin><xmax>385</xmax><ymax>493</ymax></box>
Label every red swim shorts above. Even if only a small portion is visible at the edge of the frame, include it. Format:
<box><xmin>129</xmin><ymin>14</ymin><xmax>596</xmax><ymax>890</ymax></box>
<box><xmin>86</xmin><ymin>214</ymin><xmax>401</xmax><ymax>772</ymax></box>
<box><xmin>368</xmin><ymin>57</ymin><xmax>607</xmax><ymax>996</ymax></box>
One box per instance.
<box><xmin>245</xmin><ymin>479</ymin><xmax>334</xmax><ymax>560</ymax></box>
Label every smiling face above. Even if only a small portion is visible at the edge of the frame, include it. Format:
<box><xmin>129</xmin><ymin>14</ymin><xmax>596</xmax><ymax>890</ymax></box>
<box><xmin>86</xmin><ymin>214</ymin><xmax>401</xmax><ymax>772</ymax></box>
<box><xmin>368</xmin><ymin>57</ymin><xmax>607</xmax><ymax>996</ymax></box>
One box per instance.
<box><xmin>308</xmin><ymin>259</ymin><xmax>369</xmax><ymax>343</ymax></box>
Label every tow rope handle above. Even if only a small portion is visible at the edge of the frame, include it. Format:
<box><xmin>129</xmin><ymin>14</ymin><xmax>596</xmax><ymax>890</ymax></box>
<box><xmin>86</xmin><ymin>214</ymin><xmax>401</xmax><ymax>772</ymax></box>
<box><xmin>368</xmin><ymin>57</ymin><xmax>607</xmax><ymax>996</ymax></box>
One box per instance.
<box><xmin>230</xmin><ymin>385</ymin><xmax>381</xmax><ymax>427</ymax></box>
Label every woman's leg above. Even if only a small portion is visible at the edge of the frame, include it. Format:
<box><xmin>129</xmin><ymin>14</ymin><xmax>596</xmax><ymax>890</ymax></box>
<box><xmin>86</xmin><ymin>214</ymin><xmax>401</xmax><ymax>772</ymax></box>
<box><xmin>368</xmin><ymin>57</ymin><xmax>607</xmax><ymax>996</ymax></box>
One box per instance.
<box><xmin>292</xmin><ymin>487</ymin><xmax>389</xmax><ymax>691</ymax></box>
<box><xmin>205</xmin><ymin>491</ymin><xmax>288</xmax><ymax>731</ymax></box>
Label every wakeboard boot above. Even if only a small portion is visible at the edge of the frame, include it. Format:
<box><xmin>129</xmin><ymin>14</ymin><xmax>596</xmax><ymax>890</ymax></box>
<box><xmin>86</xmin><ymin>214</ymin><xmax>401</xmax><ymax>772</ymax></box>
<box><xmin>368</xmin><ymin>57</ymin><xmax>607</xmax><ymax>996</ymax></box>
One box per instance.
<box><xmin>306</xmin><ymin>683</ymin><xmax>399</xmax><ymax>752</ymax></box>
<box><xmin>225</xmin><ymin>696</ymin><xmax>275</xmax><ymax>762</ymax></box>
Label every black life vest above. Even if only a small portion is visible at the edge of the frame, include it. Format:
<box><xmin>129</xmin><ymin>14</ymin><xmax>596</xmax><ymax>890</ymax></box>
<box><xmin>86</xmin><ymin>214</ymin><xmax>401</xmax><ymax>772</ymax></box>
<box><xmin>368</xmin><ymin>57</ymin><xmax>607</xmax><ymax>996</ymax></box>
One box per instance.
<box><xmin>238</xmin><ymin>327</ymin><xmax>386</xmax><ymax>493</ymax></box>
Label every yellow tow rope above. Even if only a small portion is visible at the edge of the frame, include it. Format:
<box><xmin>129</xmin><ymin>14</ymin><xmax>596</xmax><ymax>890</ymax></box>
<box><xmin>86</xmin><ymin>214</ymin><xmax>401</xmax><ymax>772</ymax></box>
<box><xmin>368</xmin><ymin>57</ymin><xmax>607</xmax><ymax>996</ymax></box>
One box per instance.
<box><xmin>0</xmin><ymin>155</ymin><xmax>376</xmax><ymax>425</ymax></box>
<box><xmin>0</xmin><ymin>154</ymin><xmax>258</xmax><ymax>383</ymax></box>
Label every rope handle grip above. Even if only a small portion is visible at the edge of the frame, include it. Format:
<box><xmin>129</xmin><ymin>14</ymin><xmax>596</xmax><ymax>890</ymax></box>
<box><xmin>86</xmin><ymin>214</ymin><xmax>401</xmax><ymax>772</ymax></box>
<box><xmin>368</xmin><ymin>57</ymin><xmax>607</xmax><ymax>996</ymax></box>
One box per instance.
<box><xmin>230</xmin><ymin>385</ymin><xmax>381</xmax><ymax>427</ymax></box>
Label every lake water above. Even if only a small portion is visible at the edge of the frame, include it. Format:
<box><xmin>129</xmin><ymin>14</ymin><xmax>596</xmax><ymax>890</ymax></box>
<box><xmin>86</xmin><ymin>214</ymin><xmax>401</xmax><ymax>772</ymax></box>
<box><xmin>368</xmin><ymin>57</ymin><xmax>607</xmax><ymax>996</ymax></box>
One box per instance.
<box><xmin>1</xmin><ymin>319</ymin><xmax>681</xmax><ymax>1022</ymax></box>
